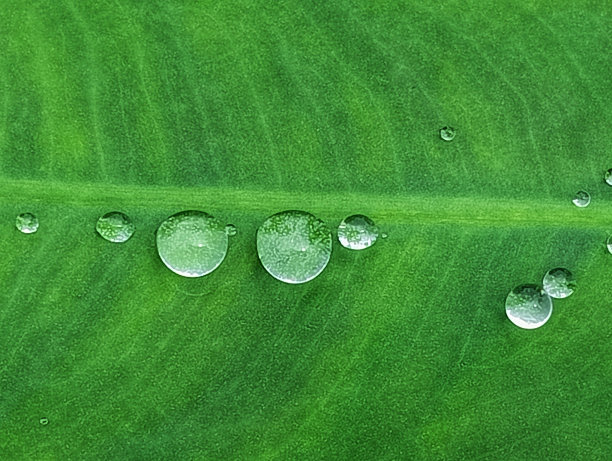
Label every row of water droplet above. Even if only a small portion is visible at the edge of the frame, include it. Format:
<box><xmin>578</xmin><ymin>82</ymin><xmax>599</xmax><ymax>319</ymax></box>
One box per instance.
<box><xmin>15</xmin><ymin>211</ymin><xmax>384</xmax><ymax>284</ymax></box>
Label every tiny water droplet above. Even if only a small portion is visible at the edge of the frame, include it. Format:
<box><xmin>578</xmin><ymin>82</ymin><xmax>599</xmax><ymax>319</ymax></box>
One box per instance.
<box><xmin>543</xmin><ymin>268</ymin><xmax>575</xmax><ymax>299</ymax></box>
<box><xmin>606</xmin><ymin>235</ymin><xmax>612</xmax><ymax>254</ymax></box>
<box><xmin>505</xmin><ymin>284</ymin><xmax>552</xmax><ymax>329</ymax></box>
<box><xmin>16</xmin><ymin>213</ymin><xmax>39</xmax><ymax>234</ymax></box>
<box><xmin>156</xmin><ymin>210</ymin><xmax>228</xmax><ymax>277</ymax></box>
<box><xmin>96</xmin><ymin>212</ymin><xmax>135</xmax><ymax>243</ymax></box>
<box><xmin>604</xmin><ymin>169</ymin><xmax>612</xmax><ymax>186</ymax></box>
<box><xmin>225</xmin><ymin>224</ymin><xmax>237</xmax><ymax>236</ymax></box>
<box><xmin>337</xmin><ymin>214</ymin><xmax>379</xmax><ymax>250</ymax></box>
<box><xmin>439</xmin><ymin>126</ymin><xmax>456</xmax><ymax>141</ymax></box>
<box><xmin>39</xmin><ymin>417</ymin><xmax>49</xmax><ymax>425</ymax></box>
<box><xmin>572</xmin><ymin>190</ymin><xmax>590</xmax><ymax>207</ymax></box>
<box><xmin>256</xmin><ymin>210</ymin><xmax>332</xmax><ymax>284</ymax></box>
<box><xmin>381</xmin><ymin>232</ymin><xmax>388</xmax><ymax>239</ymax></box>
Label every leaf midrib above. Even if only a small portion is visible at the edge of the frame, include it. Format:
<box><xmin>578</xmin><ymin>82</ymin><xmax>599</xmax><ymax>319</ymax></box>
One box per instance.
<box><xmin>2</xmin><ymin>178</ymin><xmax>609</xmax><ymax>228</ymax></box>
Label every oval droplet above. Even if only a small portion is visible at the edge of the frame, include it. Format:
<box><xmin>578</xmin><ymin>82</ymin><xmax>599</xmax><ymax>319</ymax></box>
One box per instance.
<box><xmin>505</xmin><ymin>284</ymin><xmax>553</xmax><ymax>329</ymax></box>
<box><xmin>225</xmin><ymin>224</ymin><xmax>237</xmax><ymax>236</ymax></box>
<box><xmin>256</xmin><ymin>210</ymin><xmax>332</xmax><ymax>284</ymax></box>
<box><xmin>604</xmin><ymin>169</ymin><xmax>612</xmax><ymax>186</ymax></box>
<box><xmin>607</xmin><ymin>235</ymin><xmax>612</xmax><ymax>254</ymax></box>
<box><xmin>337</xmin><ymin>214</ymin><xmax>379</xmax><ymax>250</ymax></box>
<box><xmin>572</xmin><ymin>190</ymin><xmax>590</xmax><ymax>208</ymax></box>
<box><xmin>39</xmin><ymin>417</ymin><xmax>49</xmax><ymax>426</ymax></box>
<box><xmin>156</xmin><ymin>210</ymin><xmax>228</xmax><ymax>277</ymax></box>
<box><xmin>96</xmin><ymin>212</ymin><xmax>135</xmax><ymax>243</ymax></box>
<box><xmin>542</xmin><ymin>267</ymin><xmax>576</xmax><ymax>299</ymax></box>
<box><xmin>381</xmin><ymin>232</ymin><xmax>388</xmax><ymax>239</ymax></box>
<box><xmin>16</xmin><ymin>213</ymin><xmax>39</xmax><ymax>234</ymax></box>
<box><xmin>439</xmin><ymin>126</ymin><xmax>456</xmax><ymax>141</ymax></box>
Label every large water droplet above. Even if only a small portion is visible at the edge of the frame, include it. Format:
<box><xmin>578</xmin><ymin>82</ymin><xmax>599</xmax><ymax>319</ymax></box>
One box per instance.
<box><xmin>543</xmin><ymin>268</ymin><xmax>575</xmax><ymax>299</ymax></box>
<box><xmin>572</xmin><ymin>190</ymin><xmax>590</xmax><ymax>207</ymax></box>
<box><xmin>439</xmin><ymin>126</ymin><xmax>456</xmax><ymax>141</ymax></box>
<box><xmin>337</xmin><ymin>214</ymin><xmax>379</xmax><ymax>250</ymax></box>
<box><xmin>225</xmin><ymin>224</ymin><xmax>237</xmax><ymax>236</ymax></box>
<box><xmin>604</xmin><ymin>169</ymin><xmax>612</xmax><ymax>186</ymax></box>
<box><xmin>16</xmin><ymin>213</ymin><xmax>39</xmax><ymax>234</ymax></box>
<box><xmin>256</xmin><ymin>210</ymin><xmax>332</xmax><ymax>284</ymax></box>
<box><xmin>505</xmin><ymin>284</ymin><xmax>553</xmax><ymax>329</ymax></box>
<box><xmin>96</xmin><ymin>212</ymin><xmax>135</xmax><ymax>243</ymax></box>
<box><xmin>156</xmin><ymin>210</ymin><xmax>228</xmax><ymax>277</ymax></box>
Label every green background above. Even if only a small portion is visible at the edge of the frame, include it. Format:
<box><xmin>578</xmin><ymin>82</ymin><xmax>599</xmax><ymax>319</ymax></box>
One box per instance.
<box><xmin>1</xmin><ymin>0</ymin><xmax>611</xmax><ymax>459</ymax></box>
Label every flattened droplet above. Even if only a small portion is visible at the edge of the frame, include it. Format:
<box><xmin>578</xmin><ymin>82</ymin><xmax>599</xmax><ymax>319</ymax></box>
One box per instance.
<box><xmin>543</xmin><ymin>268</ymin><xmax>576</xmax><ymax>299</ymax></box>
<box><xmin>256</xmin><ymin>210</ymin><xmax>332</xmax><ymax>284</ymax></box>
<box><xmin>439</xmin><ymin>126</ymin><xmax>456</xmax><ymax>141</ymax></box>
<box><xmin>16</xmin><ymin>213</ymin><xmax>39</xmax><ymax>234</ymax></box>
<box><xmin>337</xmin><ymin>214</ymin><xmax>379</xmax><ymax>250</ymax></box>
<box><xmin>96</xmin><ymin>212</ymin><xmax>135</xmax><ymax>243</ymax></box>
<box><xmin>505</xmin><ymin>284</ymin><xmax>552</xmax><ymax>329</ymax></box>
<box><xmin>156</xmin><ymin>211</ymin><xmax>228</xmax><ymax>277</ymax></box>
<box><xmin>572</xmin><ymin>190</ymin><xmax>590</xmax><ymax>208</ymax></box>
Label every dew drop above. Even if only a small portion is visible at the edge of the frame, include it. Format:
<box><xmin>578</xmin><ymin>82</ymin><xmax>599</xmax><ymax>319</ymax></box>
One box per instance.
<box><xmin>572</xmin><ymin>190</ymin><xmax>590</xmax><ymax>207</ymax></box>
<box><xmin>337</xmin><ymin>214</ymin><xmax>379</xmax><ymax>250</ymax></box>
<box><xmin>16</xmin><ymin>213</ymin><xmax>39</xmax><ymax>234</ymax></box>
<box><xmin>381</xmin><ymin>232</ymin><xmax>388</xmax><ymax>239</ymax></box>
<box><xmin>256</xmin><ymin>210</ymin><xmax>332</xmax><ymax>284</ymax></box>
<box><xmin>39</xmin><ymin>417</ymin><xmax>49</xmax><ymax>426</ymax></box>
<box><xmin>505</xmin><ymin>284</ymin><xmax>552</xmax><ymax>329</ymax></box>
<box><xmin>96</xmin><ymin>212</ymin><xmax>135</xmax><ymax>243</ymax></box>
<box><xmin>225</xmin><ymin>224</ymin><xmax>237</xmax><ymax>237</ymax></box>
<box><xmin>439</xmin><ymin>126</ymin><xmax>456</xmax><ymax>141</ymax></box>
<box><xmin>607</xmin><ymin>235</ymin><xmax>612</xmax><ymax>254</ymax></box>
<box><xmin>543</xmin><ymin>267</ymin><xmax>575</xmax><ymax>299</ymax></box>
<box><xmin>604</xmin><ymin>169</ymin><xmax>612</xmax><ymax>186</ymax></box>
<box><xmin>156</xmin><ymin>210</ymin><xmax>228</xmax><ymax>277</ymax></box>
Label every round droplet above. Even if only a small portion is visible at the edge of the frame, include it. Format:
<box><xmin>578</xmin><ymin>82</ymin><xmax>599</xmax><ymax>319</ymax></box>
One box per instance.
<box><xmin>225</xmin><ymin>224</ymin><xmax>237</xmax><ymax>236</ymax></box>
<box><xmin>572</xmin><ymin>190</ymin><xmax>590</xmax><ymax>207</ymax></box>
<box><xmin>96</xmin><ymin>212</ymin><xmax>135</xmax><ymax>243</ymax></box>
<box><xmin>337</xmin><ymin>214</ymin><xmax>379</xmax><ymax>250</ymax></box>
<box><xmin>439</xmin><ymin>126</ymin><xmax>456</xmax><ymax>141</ymax></box>
<box><xmin>16</xmin><ymin>213</ymin><xmax>39</xmax><ymax>234</ymax></box>
<box><xmin>604</xmin><ymin>169</ymin><xmax>612</xmax><ymax>186</ymax></box>
<box><xmin>381</xmin><ymin>232</ymin><xmax>388</xmax><ymax>239</ymax></box>
<box><xmin>505</xmin><ymin>284</ymin><xmax>553</xmax><ymax>329</ymax></box>
<box><xmin>257</xmin><ymin>210</ymin><xmax>332</xmax><ymax>284</ymax></box>
<box><xmin>543</xmin><ymin>267</ymin><xmax>576</xmax><ymax>299</ymax></box>
<box><xmin>39</xmin><ymin>417</ymin><xmax>49</xmax><ymax>426</ymax></box>
<box><xmin>156</xmin><ymin>210</ymin><xmax>228</xmax><ymax>277</ymax></box>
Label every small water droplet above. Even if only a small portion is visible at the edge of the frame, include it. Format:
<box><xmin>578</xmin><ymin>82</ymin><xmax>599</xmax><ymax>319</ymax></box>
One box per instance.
<box><xmin>16</xmin><ymin>213</ymin><xmax>39</xmax><ymax>234</ymax></box>
<box><xmin>505</xmin><ymin>284</ymin><xmax>552</xmax><ymax>329</ymax></box>
<box><xmin>256</xmin><ymin>210</ymin><xmax>332</xmax><ymax>284</ymax></box>
<box><xmin>572</xmin><ymin>190</ymin><xmax>590</xmax><ymax>207</ymax></box>
<box><xmin>39</xmin><ymin>417</ymin><xmax>49</xmax><ymax>426</ymax></box>
<box><xmin>96</xmin><ymin>212</ymin><xmax>135</xmax><ymax>243</ymax></box>
<box><xmin>337</xmin><ymin>214</ymin><xmax>379</xmax><ymax>250</ymax></box>
<box><xmin>439</xmin><ymin>126</ymin><xmax>456</xmax><ymax>141</ymax></box>
<box><xmin>225</xmin><ymin>224</ymin><xmax>237</xmax><ymax>236</ymax></box>
<box><xmin>381</xmin><ymin>232</ymin><xmax>388</xmax><ymax>239</ymax></box>
<box><xmin>606</xmin><ymin>235</ymin><xmax>612</xmax><ymax>254</ymax></box>
<box><xmin>604</xmin><ymin>169</ymin><xmax>612</xmax><ymax>186</ymax></box>
<box><xmin>156</xmin><ymin>210</ymin><xmax>228</xmax><ymax>277</ymax></box>
<box><xmin>543</xmin><ymin>268</ymin><xmax>575</xmax><ymax>299</ymax></box>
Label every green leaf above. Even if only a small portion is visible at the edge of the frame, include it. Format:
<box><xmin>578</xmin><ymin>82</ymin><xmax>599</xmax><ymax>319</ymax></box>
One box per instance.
<box><xmin>1</xmin><ymin>1</ymin><xmax>611</xmax><ymax>459</ymax></box>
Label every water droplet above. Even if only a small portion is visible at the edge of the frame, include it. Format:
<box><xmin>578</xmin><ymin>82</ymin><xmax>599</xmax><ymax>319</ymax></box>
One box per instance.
<box><xmin>256</xmin><ymin>210</ymin><xmax>332</xmax><ymax>284</ymax></box>
<box><xmin>225</xmin><ymin>224</ymin><xmax>237</xmax><ymax>236</ymax></box>
<box><xmin>543</xmin><ymin>268</ymin><xmax>576</xmax><ymax>299</ymax></box>
<box><xmin>606</xmin><ymin>235</ymin><xmax>612</xmax><ymax>254</ymax></box>
<box><xmin>156</xmin><ymin>210</ymin><xmax>228</xmax><ymax>277</ymax></box>
<box><xmin>604</xmin><ymin>169</ymin><xmax>612</xmax><ymax>186</ymax></box>
<box><xmin>337</xmin><ymin>214</ymin><xmax>379</xmax><ymax>250</ymax></box>
<box><xmin>505</xmin><ymin>284</ymin><xmax>553</xmax><ymax>329</ymax></box>
<box><xmin>96</xmin><ymin>212</ymin><xmax>135</xmax><ymax>243</ymax></box>
<box><xmin>439</xmin><ymin>126</ymin><xmax>456</xmax><ymax>141</ymax></box>
<box><xmin>39</xmin><ymin>417</ymin><xmax>49</xmax><ymax>425</ymax></box>
<box><xmin>381</xmin><ymin>232</ymin><xmax>388</xmax><ymax>239</ymax></box>
<box><xmin>16</xmin><ymin>213</ymin><xmax>39</xmax><ymax>234</ymax></box>
<box><xmin>572</xmin><ymin>190</ymin><xmax>590</xmax><ymax>207</ymax></box>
